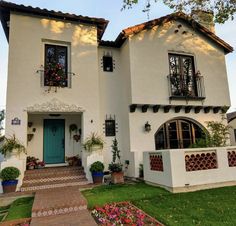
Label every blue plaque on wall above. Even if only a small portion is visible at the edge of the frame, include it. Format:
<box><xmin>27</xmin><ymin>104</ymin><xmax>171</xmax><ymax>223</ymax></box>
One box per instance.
<box><xmin>11</xmin><ymin>117</ymin><xmax>21</xmax><ymax>125</ymax></box>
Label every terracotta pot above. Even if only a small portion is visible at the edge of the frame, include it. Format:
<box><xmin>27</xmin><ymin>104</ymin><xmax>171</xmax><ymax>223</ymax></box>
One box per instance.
<box><xmin>2</xmin><ymin>180</ymin><xmax>18</xmax><ymax>193</ymax></box>
<box><xmin>111</xmin><ymin>172</ymin><xmax>124</xmax><ymax>184</ymax></box>
<box><xmin>92</xmin><ymin>172</ymin><xmax>104</xmax><ymax>184</ymax></box>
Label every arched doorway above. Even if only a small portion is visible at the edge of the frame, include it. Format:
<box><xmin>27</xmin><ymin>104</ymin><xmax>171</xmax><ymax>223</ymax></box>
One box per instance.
<box><xmin>155</xmin><ymin>118</ymin><xmax>206</xmax><ymax>150</ymax></box>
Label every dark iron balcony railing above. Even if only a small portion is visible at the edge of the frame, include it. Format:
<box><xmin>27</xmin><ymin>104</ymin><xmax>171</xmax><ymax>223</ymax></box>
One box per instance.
<box><xmin>167</xmin><ymin>74</ymin><xmax>205</xmax><ymax>100</ymax></box>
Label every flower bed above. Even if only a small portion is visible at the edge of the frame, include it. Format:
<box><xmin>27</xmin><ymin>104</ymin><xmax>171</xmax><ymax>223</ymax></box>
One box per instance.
<box><xmin>91</xmin><ymin>202</ymin><xmax>163</xmax><ymax>226</ymax></box>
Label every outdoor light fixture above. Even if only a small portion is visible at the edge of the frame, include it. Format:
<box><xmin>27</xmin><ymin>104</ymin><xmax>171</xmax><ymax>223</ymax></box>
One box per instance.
<box><xmin>144</xmin><ymin>121</ymin><xmax>151</xmax><ymax>132</ymax></box>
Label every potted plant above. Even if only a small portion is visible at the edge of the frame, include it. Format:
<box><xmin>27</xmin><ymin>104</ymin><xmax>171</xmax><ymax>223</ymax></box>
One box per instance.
<box><xmin>90</xmin><ymin>161</ymin><xmax>104</xmax><ymax>184</ymax></box>
<box><xmin>66</xmin><ymin>155</ymin><xmax>81</xmax><ymax>166</ymax></box>
<box><xmin>0</xmin><ymin>167</ymin><xmax>20</xmax><ymax>193</ymax></box>
<box><xmin>36</xmin><ymin>161</ymin><xmax>45</xmax><ymax>169</ymax></box>
<box><xmin>0</xmin><ymin>135</ymin><xmax>26</xmax><ymax>157</ymax></box>
<box><xmin>26</xmin><ymin>156</ymin><xmax>38</xmax><ymax>170</ymax></box>
<box><xmin>83</xmin><ymin>133</ymin><xmax>105</xmax><ymax>152</ymax></box>
<box><xmin>27</xmin><ymin>162</ymin><xmax>36</xmax><ymax>170</ymax></box>
<box><xmin>69</xmin><ymin>124</ymin><xmax>78</xmax><ymax>138</ymax></box>
<box><xmin>108</xmin><ymin>139</ymin><xmax>124</xmax><ymax>184</ymax></box>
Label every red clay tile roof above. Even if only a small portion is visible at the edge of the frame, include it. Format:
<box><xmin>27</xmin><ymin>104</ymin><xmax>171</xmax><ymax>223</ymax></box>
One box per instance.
<box><xmin>100</xmin><ymin>12</ymin><xmax>233</xmax><ymax>54</ymax></box>
<box><xmin>0</xmin><ymin>0</ymin><xmax>108</xmax><ymax>41</ymax></box>
<box><xmin>0</xmin><ymin>1</ymin><xmax>233</xmax><ymax>54</ymax></box>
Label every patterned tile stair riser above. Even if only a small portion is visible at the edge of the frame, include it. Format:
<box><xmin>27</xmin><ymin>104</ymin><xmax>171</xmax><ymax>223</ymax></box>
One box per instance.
<box><xmin>21</xmin><ymin>166</ymin><xmax>89</xmax><ymax>191</ymax></box>
<box><xmin>32</xmin><ymin>205</ymin><xmax>87</xmax><ymax>218</ymax></box>
<box><xmin>21</xmin><ymin>180</ymin><xmax>89</xmax><ymax>192</ymax></box>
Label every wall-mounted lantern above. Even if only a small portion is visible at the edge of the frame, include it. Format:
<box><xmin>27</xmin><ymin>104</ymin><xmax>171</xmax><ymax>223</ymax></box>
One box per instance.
<box><xmin>144</xmin><ymin>121</ymin><xmax>151</xmax><ymax>132</ymax></box>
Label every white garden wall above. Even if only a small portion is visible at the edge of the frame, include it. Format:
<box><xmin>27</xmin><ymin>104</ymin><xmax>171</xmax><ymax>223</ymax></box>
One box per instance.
<box><xmin>144</xmin><ymin>147</ymin><xmax>236</xmax><ymax>192</ymax></box>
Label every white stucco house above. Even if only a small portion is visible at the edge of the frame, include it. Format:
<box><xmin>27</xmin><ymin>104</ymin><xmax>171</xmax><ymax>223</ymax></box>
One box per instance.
<box><xmin>0</xmin><ymin>1</ymin><xmax>235</xmax><ymax>192</ymax></box>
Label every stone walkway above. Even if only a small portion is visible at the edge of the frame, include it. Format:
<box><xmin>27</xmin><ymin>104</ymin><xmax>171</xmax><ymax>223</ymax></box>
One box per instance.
<box><xmin>30</xmin><ymin>187</ymin><xmax>97</xmax><ymax>226</ymax></box>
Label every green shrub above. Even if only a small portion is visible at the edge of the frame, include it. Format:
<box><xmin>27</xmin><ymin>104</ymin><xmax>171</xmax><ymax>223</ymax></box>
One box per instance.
<box><xmin>0</xmin><ymin>167</ymin><xmax>20</xmax><ymax>181</ymax></box>
<box><xmin>108</xmin><ymin>162</ymin><xmax>123</xmax><ymax>173</ymax></box>
<box><xmin>90</xmin><ymin>161</ymin><xmax>104</xmax><ymax>173</ymax></box>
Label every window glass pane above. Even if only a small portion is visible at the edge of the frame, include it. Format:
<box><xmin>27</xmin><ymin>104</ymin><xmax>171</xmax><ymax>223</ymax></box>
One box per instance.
<box><xmin>155</xmin><ymin>127</ymin><xmax>165</xmax><ymax>150</ymax></box>
<box><xmin>169</xmin><ymin>54</ymin><xmax>197</xmax><ymax>97</ymax></box>
<box><xmin>103</xmin><ymin>56</ymin><xmax>113</xmax><ymax>72</ymax></box>
<box><xmin>105</xmin><ymin>120</ymin><xmax>116</xmax><ymax>136</ymax></box>
<box><xmin>155</xmin><ymin>119</ymin><xmax>205</xmax><ymax>150</ymax></box>
<box><xmin>44</xmin><ymin>44</ymin><xmax>68</xmax><ymax>87</ymax></box>
<box><xmin>169</xmin><ymin>139</ymin><xmax>179</xmax><ymax>149</ymax></box>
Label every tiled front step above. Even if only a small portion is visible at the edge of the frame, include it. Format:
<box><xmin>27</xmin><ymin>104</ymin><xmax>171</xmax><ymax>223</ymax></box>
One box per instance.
<box><xmin>21</xmin><ymin>178</ymin><xmax>89</xmax><ymax>192</ymax></box>
<box><xmin>23</xmin><ymin>174</ymin><xmax>86</xmax><ymax>184</ymax></box>
<box><xmin>21</xmin><ymin>166</ymin><xmax>89</xmax><ymax>192</ymax></box>
<box><xmin>32</xmin><ymin>187</ymin><xmax>88</xmax><ymax>218</ymax></box>
<box><xmin>24</xmin><ymin>166</ymin><xmax>85</xmax><ymax>179</ymax></box>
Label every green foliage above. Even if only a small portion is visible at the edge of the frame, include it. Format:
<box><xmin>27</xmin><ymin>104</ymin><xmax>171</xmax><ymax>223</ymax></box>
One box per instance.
<box><xmin>191</xmin><ymin>115</ymin><xmax>231</xmax><ymax>148</ymax></box>
<box><xmin>122</xmin><ymin>0</ymin><xmax>236</xmax><ymax>23</ymax></box>
<box><xmin>206</xmin><ymin>118</ymin><xmax>231</xmax><ymax>147</ymax></box>
<box><xmin>0</xmin><ymin>135</ymin><xmax>26</xmax><ymax>157</ymax></box>
<box><xmin>90</xmin><ymin>161</ymin><xmax>105</xmax><ymax>173</ymax></box>
<box><xmin>0</xmin><ymin>167</ymin><xmax>20</xmax><ymax>181</ymax></box>
<box><xmin>108</xmin><ymin>162</ymin><xmax>123</xmax><ymax>173</ymax></box>
<box><xmin>83</xmin><ymin>183</ymin><xmax>236</xmax><ymax>226</ymax></box>
<box><xmin>0</xmin><ymin>110</ymin><xmax>4</xmax><ymax>136</ymax></box>
<box><xmin>108</xmin><ymin>139</ymin><xmax>123</xmax><ymax>172</ymax></box>
<box><xmin>83</xmin><ymin>132</ymin><xmax>105</xmax><ymax>151</ymax></box>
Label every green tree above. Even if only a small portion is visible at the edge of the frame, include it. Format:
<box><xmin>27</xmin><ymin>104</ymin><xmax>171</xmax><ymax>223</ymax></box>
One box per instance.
<box><xmin>123</xmin><ymin>0</ymin><xmax>236</xmax><ymax>23</ymax></box>
<box><xmin>191</xmin><ymin>115</ymin><xmax>231</xmax><ymax>148</ymax></box>
<box><xmin>0</xmin><ymin>110</ymin><xmax>4</xmax><ymax>136</ymax></box>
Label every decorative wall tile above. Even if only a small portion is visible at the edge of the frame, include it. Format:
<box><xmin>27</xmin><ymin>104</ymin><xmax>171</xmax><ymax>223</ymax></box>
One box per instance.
<box><xmin>185</xmin><ymin>151</ymin><xmax>218</xmax><ymax>171</ymax></box>
<box><xmin>228</xmin><ymin>150</ymin><xmax>236</xmax><ymax>167</ymax></box>
<box><xmin>149</xmin><ymin>153</ymin><xmax>163</xmax><ymax>171</ymax></box>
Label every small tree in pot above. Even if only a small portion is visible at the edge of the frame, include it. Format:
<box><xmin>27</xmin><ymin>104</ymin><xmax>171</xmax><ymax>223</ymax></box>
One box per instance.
<box><xmin>0</xmin><ymin>167</ymin><xmax>20</xmax><ymax>193</ymax></box>
<box><xmin>108</xmin><ymin>139</ymin><xmax>124</xmax><ymax>184</ymax></box>
<box><xmin>90</xmin><ymin>161</ymin><xmax>104</xmax><ymax>184</ymax></box>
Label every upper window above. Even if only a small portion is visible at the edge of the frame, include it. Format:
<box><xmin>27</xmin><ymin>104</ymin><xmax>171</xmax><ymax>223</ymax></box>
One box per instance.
<box><xmin>44</xmin><ymin>44</ymin><xmax>68</xmax><ymax>87</ymax></box>
<box><xmin>168</xmin><ymin>54</ymin><xmax>204</xmax><ymax>99</ymax></box>
<box><xmin>234</xmin><ymin>129</ymin><xmax>236</xmax><ymax>142</ymax></box>
<box><xmin>103</xmin><ymin>56</ymin><xmax>113</xmax><ymax>72</ymax></box>
<box><xmin>105</xmin><ymin>119</ymin><xmax>116</xmax><ymax>136</ymax></box>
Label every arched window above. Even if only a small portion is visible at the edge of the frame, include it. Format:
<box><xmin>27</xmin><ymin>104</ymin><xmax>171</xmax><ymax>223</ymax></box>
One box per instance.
<box><xmin>155</xmin><ymin>118</ymin><xmax>206</xmax><ymax>150</ymax></box>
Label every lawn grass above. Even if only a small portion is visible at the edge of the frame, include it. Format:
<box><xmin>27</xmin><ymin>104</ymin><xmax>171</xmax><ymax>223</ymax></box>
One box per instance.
<box><xmin>3</xmin><ymin>197</ymin><xmax>34</xmax><ymax>222</ymax></box>
<box><xmin>82</xmin><ymin>183</ymin><xmax>236</xmax><ymax>226</ymax></box>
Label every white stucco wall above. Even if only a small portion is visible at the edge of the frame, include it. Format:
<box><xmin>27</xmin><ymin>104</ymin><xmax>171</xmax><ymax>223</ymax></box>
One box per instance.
<box><xmin>98</xmin><ymin>41</ymin><xmax>133</xmax><ymax>174</ymax></box>
<box><xmin>128</xmin><ymin>20</ymin><xmax>230</xmax><ymax>107</ymax></box>
<box><xmin>144</xmin><ymin>147</ymin><xmax>236</xmax><ymax>192</ymax></box>
<box><xmin>5</xmin><ymin>13</ymin><xmax>101</xmax><ymax>145</ymax></box>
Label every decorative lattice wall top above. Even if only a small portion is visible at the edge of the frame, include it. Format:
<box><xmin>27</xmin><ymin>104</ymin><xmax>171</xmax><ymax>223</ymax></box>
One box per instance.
<box><xmin>185</xmin><ymin>151</ymin><xmax>218</xmax><ymax>171</ymax></box>
<box><xmin>149</xmin><ymin>153</ymin><xmax>163</xmax><ymax>172</ymax></box>
<box><xmin>228</xmin><ymin>150</ymin><xmax>236</xmax><ymax>167</ymax></box>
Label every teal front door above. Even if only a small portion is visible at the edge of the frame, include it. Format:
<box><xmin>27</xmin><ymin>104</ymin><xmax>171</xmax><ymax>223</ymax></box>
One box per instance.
<box><xmin>44</xmin><ymin>119</ymin><xmax>65</xmax><ymax>164</ymax></box>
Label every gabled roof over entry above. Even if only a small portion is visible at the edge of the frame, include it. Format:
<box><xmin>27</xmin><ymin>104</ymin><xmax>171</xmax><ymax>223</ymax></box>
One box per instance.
<box><xmin>100</xmin><ymin>12</ymin><xmax>234</xmax><ymax>54</ymax></box>
<box><xmin>0</xmin><ymin>0</ymin><xmax>108</xmax><ymax>41</ymax></box>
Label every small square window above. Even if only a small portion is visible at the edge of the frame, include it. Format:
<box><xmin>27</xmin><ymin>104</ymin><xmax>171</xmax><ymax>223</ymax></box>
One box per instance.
<box><xmin>105</xmin><ymin>120</ymin><xmax>116</xmax><ymax>136</ymax></box>
<box><xmin>103</xmin><ymin>56</ymin><xmax>113</xmax><ymax>72</ymax></box>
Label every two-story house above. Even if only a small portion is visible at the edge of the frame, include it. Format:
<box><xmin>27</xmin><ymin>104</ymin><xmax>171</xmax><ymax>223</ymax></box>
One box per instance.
<box><xmin>0</xmin><ymin>1</ymin><xmax>233</xmax><ymax>190</ymax></box>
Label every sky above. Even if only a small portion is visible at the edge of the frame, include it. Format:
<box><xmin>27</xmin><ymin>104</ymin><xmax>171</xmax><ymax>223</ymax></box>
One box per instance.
<box><xmin>0</xmin><ymin>0</ymin><xmax>236</xmax><ymax>111</ymax></box>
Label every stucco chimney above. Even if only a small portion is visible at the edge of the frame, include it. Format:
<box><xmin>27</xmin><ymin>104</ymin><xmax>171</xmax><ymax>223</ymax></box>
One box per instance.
<box><xmin>191</xmin><ymin>10</ymin><xmax>215</xmax><ymax>33</ymax></box>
